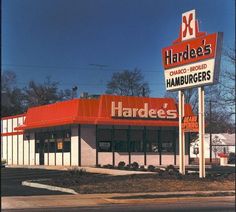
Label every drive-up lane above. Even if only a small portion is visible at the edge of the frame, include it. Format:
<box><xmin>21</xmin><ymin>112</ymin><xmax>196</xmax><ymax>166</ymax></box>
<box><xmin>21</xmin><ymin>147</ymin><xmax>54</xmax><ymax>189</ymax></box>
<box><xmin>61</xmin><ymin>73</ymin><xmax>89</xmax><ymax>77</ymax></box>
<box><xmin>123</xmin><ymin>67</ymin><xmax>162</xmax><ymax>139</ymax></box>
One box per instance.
<box><xmin>1</xmin><ymin>167</ymin><xmax>70</xmax><ymax>196</ymax></box>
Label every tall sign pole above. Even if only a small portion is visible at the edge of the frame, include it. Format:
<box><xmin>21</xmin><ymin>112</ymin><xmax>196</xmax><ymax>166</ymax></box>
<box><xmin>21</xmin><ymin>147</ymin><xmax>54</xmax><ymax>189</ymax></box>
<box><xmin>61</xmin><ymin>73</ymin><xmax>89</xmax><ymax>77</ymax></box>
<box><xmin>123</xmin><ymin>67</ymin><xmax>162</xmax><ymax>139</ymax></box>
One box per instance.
<box><xmin>162</xmin><ymin>9</ymin><xmax>223</xmax><ymax>178</ymax></box>
<box><xmin>178</xmin><ymin>90</ymin><xmax>185</xmax><ymax>174</ymax></box>
<box><xmin>198</xmin><ymin>86</ymin><xmax>205</xmax><ymax>177</ymax></box>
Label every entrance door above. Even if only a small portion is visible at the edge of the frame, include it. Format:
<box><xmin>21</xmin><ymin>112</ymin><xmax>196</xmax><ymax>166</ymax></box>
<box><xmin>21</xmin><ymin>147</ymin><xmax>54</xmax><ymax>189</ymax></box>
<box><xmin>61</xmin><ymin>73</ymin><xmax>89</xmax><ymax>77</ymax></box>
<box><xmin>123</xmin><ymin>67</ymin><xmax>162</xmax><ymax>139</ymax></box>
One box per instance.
<box><xmin>39</xmin><ymin>139</ymin><xmax>44</xmax><ymax>165</ymax></box>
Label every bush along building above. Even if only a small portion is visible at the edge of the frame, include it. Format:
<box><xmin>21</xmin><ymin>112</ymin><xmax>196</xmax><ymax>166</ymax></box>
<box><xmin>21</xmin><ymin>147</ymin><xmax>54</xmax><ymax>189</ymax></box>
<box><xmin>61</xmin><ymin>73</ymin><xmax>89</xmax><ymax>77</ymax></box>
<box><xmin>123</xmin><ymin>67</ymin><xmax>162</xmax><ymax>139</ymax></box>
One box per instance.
<box><xmin>1</xmin><ymin>95</ymin><xmax>194</xmax><ymax>167</ymax></box>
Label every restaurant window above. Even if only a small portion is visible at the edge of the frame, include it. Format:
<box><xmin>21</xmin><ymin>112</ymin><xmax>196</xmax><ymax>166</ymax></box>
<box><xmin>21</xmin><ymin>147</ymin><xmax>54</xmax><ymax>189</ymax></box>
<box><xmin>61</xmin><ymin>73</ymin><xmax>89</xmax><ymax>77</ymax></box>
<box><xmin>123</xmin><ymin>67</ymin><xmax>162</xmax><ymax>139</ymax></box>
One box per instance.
<box><xmin>146</xmin><ymin>130</ymin><xmax>159</xmax><ymax>152</ymax></box>
<box><xmin>63</xmin><ymin>130</ymin><xmax>71</xmax><ymax>152</ymax></box>
<box><xmin>35</xmin><ymin>139</ymin><xmax>40</xmax><ymax>153</ymax></box>
<box><xmin>35</xmin><ymin>130</ymin><xmax>71</xmax><ymax>153</ymax></box>
<box><xmin>114</xmin><ymin>129</ymin><xmax>128</xmax><ymax>152</ymax></box>
<box><xmin>161</xmin><ymin>130</ymin><xmax>174</xmax><ymax>153</ymax></box>
<box><xmin>44</xmin><ymin>139</ymin><xmax>49</xmax><ymax>152</ymax></box>
<box><xmin>98</xmin><ymin>141</ymin><xmax>112</xmax><ymax>152</ymax></box>
<box><xmin>130</xmin><ymin>130</ymin><xmax>143</xmax><ymax>152</ymax></box>
<box><xmin>49</xmin><ymin>133</ymin><xmax>56</xmax><ymax>153</ymax></box>
<box><xmin>56</xmin><ymin>131</ymin><xmax>64</xmax><ymax>152</ymax></box>
<box><xmin>114</xmin><ymin>140</ymin><xmax>128</xmax><ymax>152</ymax></box>
<box><xmin>97</xmin><ymin>129</ymin><xmax>112</xmax><ymax>152</ymax></box>
<box><xmin>56</xmin><ymin>138</ymin><xmax>63</xmax><ymax>152</ymax></box>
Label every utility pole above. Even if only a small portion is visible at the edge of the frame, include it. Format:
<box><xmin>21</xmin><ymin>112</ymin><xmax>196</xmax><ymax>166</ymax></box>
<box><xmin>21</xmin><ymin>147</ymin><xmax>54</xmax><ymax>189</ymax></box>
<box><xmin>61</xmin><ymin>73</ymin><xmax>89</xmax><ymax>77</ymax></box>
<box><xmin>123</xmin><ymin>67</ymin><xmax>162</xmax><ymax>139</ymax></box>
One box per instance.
<box><xmin>72</xmin><ymin>86</ymin><xmax>78</xmax><ymax>99</ymax></box>
<box><xmin>209</xmin><ymin>100</ymin><xmax>212</xmax><ymax>163</ymax></box>
<box><xmin>142</xmin><ymin>87</ymin><xmax>145</xmax><ymax>97</ymax></box>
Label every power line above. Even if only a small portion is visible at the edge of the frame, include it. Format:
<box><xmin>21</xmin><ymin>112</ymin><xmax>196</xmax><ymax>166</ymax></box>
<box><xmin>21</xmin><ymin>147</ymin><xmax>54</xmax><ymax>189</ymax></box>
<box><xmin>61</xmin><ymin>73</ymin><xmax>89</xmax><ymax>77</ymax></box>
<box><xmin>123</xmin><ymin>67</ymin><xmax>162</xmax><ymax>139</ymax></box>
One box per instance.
<box><xmin>2</xmin><ymin>63</ymin><xmax>159</xmax><ymax>73</ymax></box>
<box><xmin>16</xmin><ymin>81</ymin><xmax>164</xmax><ymax>87</ymax></box>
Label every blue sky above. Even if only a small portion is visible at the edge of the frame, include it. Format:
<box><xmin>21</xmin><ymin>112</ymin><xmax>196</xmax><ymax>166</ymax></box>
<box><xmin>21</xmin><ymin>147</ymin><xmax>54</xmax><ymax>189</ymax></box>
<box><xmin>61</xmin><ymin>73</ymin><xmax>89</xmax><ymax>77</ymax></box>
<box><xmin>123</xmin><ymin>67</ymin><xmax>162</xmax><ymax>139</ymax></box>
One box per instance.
<box><xmin>2</xmin><ymin>0</ymin><xmax>235</xmax><ymax>97</ymax></box>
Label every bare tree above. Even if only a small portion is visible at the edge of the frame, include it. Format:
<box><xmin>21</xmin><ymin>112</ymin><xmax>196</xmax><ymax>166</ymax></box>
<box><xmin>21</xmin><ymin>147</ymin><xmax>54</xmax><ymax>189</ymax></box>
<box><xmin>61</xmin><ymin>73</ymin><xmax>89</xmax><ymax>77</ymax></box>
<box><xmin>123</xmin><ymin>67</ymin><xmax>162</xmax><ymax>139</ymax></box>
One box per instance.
<box><xmin>219</xmin><ymin>47</ymin><xmax>235</xmax><ymax>116</ymax></box>
<box><xmin>1</xmin><ymin>70</ymin><xmax>16</xmax><ymax>92</ymax></box>
<box><xmin>1</xmin><ymin>71</ymin><xmax>25</xmax><ymax>116</ymax></box>
<box><xmin>106</xmin><ymin>69</ymin><xmax>150</xmax><ymax>96</ymax></box>
<box><xmin>212</xmin><ymin>135</ymin><xmax>225</xmax><ymax>158</ymax></box>
<box><xmin>23</xmin><ymin>77</ymin><xmax>72</xmax><ymax>107</ymax></box>
<box><xmin>164</xmin><ymin>88</ymin><xmax>198</xmax><ymax>112</ymax></box>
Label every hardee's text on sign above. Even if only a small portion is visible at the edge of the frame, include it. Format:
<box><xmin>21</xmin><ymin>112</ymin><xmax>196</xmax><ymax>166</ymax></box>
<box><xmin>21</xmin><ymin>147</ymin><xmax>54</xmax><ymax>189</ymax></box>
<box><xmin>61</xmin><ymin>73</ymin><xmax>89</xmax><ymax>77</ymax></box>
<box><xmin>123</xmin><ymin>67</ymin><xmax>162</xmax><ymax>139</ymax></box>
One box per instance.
<box><xmin>162</xmin><ymin>10</ymin><xmax>223</xmax><ymax>91</ymax></box>
<box><xmin>111</xmin><ymin>101</ymin><xmax>177</xmax><ymax>119</ymax></box>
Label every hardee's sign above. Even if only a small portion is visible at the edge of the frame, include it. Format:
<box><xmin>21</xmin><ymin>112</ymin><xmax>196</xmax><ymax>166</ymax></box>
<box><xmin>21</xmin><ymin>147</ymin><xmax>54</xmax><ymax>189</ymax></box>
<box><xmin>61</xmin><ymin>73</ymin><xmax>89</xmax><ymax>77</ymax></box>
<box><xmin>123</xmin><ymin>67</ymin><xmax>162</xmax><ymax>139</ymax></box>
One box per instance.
<box><xmin>111</xmin><ymin>101</ymin><xmax>177</xmax><ymax>119</ymax></box>
<box><xmin>162</xmin><ymin>10</ymin><xmax>223</xmax><ymax>91</ymax></box>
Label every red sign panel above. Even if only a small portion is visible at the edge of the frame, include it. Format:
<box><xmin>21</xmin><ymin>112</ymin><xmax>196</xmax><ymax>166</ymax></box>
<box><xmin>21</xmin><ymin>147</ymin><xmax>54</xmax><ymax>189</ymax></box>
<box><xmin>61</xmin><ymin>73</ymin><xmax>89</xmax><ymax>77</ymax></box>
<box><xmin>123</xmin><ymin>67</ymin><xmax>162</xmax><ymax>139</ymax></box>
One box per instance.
<box><xmin>182</xmin><ymin>116</ymin><xmax>198</xmax><ymax>132</ymax></box>
<box><xmin>162</xmin><ymin>33</ymin><xmax>218</xmax><ymax>70</ymax></box>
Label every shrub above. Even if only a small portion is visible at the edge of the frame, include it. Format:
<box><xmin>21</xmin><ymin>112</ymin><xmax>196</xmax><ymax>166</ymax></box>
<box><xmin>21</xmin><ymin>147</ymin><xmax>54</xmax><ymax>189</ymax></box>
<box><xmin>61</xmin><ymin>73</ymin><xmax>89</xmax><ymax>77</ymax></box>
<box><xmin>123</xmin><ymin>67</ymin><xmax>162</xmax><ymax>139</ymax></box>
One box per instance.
<box><xmin>118</xmin><ymin>161</ymin><xmax>126</xmax><ymax>169</ymax></box>
<box><xmin>124</xmin><ymin>164</ymin><xmax>131</xmax><ymax>170</ymax></box>
<box><xmin>166</xmin><ymin>165</ymin><xmax>177</xmax><ymax>173</ymax></box>
<box><xmin>156</xmin><ymin>169</ymin><xmax>165</xmax><ymax>175</ymax></box>
<box><xmin>96</xmin><ymin>164</ymin><xmax>101</xmax><ymax>168</ymax></box>
<box><xmin>131</xmin><ymin>162</ymin><xmax>139</xmax><ymax>170</ymax></box>
<box><xmin>139</xmin><ymin>165</ymin><xmax>146</xmax><ymax>171</ymax></box>
<box><xmin>1</xmin><ymin>159</ymin><xmax>6</xmax><ymax>164</ymax></box>
<box><xmin>147</xmin><ymin>165</ymin><xmax>155</xmax><ymax>172</ymax></box>
<box><xmin>154</xmin><ymin>167</ymin><xmax>162</xmax><ymax>173</ymax></box>
<box><xmin>68</xmin><ymin>167</ymin><xmax>86</xmax><ymax>176</ymax></box>
<box><xmin>103</xmin><ymin>164</ymin><xmax>114</xmax><ymax>169</ymax></box>
<box><xmin>1</xmin><ymin>159</ymin><xmax>6</xmax><ymax>167</ymax></box>
<box><xmin>228</xmin><ymin>153</ymin><xmax>236</xmax><ymax>164</ymax></box>
<box><xmin>107</xmin><ymin>164</ymin><xmax>114</xmax><ymax>169</ymax></box>
<box><xmin>227</xmin><ymin>173</ymin><xmax>235</xmax><ymax>180</ymax></box>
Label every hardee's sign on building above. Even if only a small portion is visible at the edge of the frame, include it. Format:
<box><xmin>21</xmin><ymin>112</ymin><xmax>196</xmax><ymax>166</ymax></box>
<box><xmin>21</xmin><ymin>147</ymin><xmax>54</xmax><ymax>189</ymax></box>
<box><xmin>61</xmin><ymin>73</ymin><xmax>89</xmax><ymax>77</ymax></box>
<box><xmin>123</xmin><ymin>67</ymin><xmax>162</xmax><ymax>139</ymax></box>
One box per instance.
<box><xmin>162</xmin><ymin>10</ymin><xmax>223</xmax><ymax>91</ymax></box>
<box><xmin>111</xmin><ymin>101</ymin><xmax>178</xmax><ymax>119</ymax></box>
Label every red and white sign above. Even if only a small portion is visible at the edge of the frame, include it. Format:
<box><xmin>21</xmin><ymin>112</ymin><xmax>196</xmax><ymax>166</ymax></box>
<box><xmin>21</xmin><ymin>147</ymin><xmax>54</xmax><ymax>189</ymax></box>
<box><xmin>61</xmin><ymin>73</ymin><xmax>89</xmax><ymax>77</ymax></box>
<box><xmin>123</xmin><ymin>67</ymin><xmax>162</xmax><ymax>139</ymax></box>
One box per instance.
<box><xmin>182</xmin><ymin>10</ymin><xmax>196</xmax><ymax>41</ymax></box>
<box><xmin>162</xmin><ymin>10</ymin><xmax>223</xmax><ymax>91</ymax></box>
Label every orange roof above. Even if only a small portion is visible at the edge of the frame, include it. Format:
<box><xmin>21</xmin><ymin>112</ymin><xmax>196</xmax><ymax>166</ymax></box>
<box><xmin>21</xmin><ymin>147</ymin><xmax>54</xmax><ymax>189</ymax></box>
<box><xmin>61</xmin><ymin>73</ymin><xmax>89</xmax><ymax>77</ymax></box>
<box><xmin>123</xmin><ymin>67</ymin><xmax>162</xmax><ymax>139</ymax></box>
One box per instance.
<box><xmin>15</xmin><ymin>95</ymin><xmax>195</xmax><ymax>130</ymax></box>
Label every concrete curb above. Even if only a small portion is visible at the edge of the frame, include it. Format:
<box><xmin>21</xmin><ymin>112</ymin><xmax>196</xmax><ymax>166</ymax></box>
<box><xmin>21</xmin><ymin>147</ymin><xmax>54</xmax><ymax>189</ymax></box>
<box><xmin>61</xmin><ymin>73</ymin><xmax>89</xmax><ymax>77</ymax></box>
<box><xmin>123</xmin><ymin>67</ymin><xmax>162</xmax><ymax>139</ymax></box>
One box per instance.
<box><xmin>22</xmin><ymin>180</ymin><xmax>78</xmax><ymax>195</ymax></box>
<box><xmin>8</xmin><ymin>165</ymin><xmax>155</xmax><ymax>175</ymax></box>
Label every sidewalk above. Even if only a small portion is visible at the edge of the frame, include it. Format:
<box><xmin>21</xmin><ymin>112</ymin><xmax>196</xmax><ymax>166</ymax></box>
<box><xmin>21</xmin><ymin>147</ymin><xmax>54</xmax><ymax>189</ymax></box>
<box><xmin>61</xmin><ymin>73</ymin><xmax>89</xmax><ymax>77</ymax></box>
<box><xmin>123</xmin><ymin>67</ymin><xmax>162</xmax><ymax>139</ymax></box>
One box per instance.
<box><xmin>7</xmin><ymin>164</ymin><xmax>216</xmax><ymax>175</ymax></box>
<box><xmin>2</xmin><ymin>190</ymin><xmax>235</xmax><ymax>210</ymax></box>
<box><xmin>7</xmin><ymin>165</ymin><xmax>155</xmax><ymax>175</ymax></box>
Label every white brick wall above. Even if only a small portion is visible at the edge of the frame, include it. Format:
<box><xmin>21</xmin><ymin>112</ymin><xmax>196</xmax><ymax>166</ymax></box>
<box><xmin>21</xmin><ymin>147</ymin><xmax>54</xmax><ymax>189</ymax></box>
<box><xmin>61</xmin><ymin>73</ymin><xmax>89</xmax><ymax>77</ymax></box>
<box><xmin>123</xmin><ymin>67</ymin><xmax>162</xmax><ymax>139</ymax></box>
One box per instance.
<box><xmin>12</xmin><ymin>135</ymin><xmax>18</xmax><ymax>164</ymax></box>
<box><xmin>130</xmin><ymin>153</ymin><xmax>144</xmax><ymax>165</ymax></box>
<box><xmin>18</xmin><ymin>135</ymin><xmax>24</xmax><ymax>165</ymax></box>
<box><xmin>2</xmin><ymin>120</ymin><xmax>7</xmax><ymax>133</ymax></box>
<box><xmin>98</xmin><ymin>152</ymin><xmax>113</xmax><ymax>165</ymax></box>
<box><xmin>114</xmin><ymin>153</ymin><xmax>129</xmax><ymax>166</ymax></box>
<box><xmin>23</xmin><ymin>139</ymin><xmax>29</xmax><ymax>165</ymax></box>
<box><xmin>49</xmin><ymin>153</ymin><xmax>55</xmax><ymax>165</ymax></box>
<box><xmin>56</xmin><ymin>153</ymin><xmax>63</xmax><ymax>165</ymax></box>
<box><xmin>2</xmin><ymin>136</ymin><xmax>7</xmax><ymax>161</ymax></box>
<box><xmin>81</xmin><ymin>125</ymin><xmax>96</xmax><ymax>166</ymax></box>
<box><xmin>13</xmin><ymin>118</ymin><xmax>18</xmax><ymax>132</ymax></box>
<box><xmin>29</xmin><ymin>133</ymin><xmax>35</xmax><ymax>165</ymax></box>
<box><xmin>71</xmin><ymin>125</ymin><xmax>78</xmax><ymax>166</ymax></box>
<box><xmin>146</xmin><ymin>154</ymin><xmax>160</xmax><ymax>166</ymax></box>
<box><xmin>64</xmin><ymin>153</ymin><xmax>70</xmax><ymax>166</ymax></box>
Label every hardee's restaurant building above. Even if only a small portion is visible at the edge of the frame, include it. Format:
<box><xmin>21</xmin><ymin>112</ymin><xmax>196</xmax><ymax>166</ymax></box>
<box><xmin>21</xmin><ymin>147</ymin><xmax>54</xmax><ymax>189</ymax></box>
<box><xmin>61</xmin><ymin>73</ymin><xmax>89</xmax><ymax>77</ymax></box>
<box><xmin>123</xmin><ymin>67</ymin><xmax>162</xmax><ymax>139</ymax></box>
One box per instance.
<box><xmin>1</xmin><ymin>95</ymin><xmax>194</xmax><ymax>167</ymax></box>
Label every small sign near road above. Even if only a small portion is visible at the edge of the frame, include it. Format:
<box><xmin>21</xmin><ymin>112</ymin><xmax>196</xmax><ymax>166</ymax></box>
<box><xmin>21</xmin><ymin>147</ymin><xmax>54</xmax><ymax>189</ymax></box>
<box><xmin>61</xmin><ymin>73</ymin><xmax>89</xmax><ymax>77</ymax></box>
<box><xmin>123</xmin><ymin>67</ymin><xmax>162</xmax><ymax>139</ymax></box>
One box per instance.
<box><xmin>182</xmin><ymin>116</ymin><xmax>198</xmax><ymax>132</ymax></box>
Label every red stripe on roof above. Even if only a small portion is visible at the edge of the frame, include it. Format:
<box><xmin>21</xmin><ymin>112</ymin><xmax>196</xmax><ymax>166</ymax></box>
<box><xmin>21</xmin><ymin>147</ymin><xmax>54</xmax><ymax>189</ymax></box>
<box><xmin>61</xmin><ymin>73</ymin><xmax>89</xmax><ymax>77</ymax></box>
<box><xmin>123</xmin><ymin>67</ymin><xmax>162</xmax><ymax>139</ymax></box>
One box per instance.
<box><xmin>1</xmin><ymin>132</ymin><xmax>24</xmax><ymax>136</ymax></box>
<box><xmin>14</xmin><ymin>95</ymin><xmax>195</xmax><ymax>130</ymax></box>
<box><xmin>1</xmin><ymin>114</ymin><xmax>26</xmax><ymax>120</ymax></box>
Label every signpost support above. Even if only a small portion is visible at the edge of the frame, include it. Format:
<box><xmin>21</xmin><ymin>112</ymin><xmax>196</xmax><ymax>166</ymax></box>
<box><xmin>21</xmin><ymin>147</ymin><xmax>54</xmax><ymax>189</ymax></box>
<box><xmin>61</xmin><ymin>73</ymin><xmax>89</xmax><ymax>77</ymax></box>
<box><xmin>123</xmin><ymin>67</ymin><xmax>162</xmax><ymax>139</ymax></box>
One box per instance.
<box><xmin>178</xmin><ymin>90</ymin><xmax>185</xmax><ymax>175</ymax></box>
<box><xmin>198</xmin><ymin>86</ymin><xmax>205</xmax><ymax>178</ymax></box>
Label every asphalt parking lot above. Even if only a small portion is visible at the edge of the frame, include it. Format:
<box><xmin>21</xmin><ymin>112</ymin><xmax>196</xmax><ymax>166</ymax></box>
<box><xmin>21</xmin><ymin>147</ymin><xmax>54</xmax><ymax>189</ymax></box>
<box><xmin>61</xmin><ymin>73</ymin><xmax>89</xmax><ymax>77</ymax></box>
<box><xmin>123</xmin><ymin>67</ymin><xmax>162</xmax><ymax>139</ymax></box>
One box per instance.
<box><xmin>1</xmin><ymin>167</ymin><xmax>69</xmax><ymax>196</ymax></box>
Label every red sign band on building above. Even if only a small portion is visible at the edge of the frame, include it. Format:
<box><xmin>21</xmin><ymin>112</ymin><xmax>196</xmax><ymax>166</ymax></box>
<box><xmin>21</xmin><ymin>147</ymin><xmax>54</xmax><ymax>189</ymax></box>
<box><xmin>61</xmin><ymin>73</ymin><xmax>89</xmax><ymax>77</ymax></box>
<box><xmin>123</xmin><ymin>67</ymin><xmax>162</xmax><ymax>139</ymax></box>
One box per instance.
<box><xmin>13</xmin><ymin>95</ymin><xmax>195</xmax><ymax>130</ymax></box>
